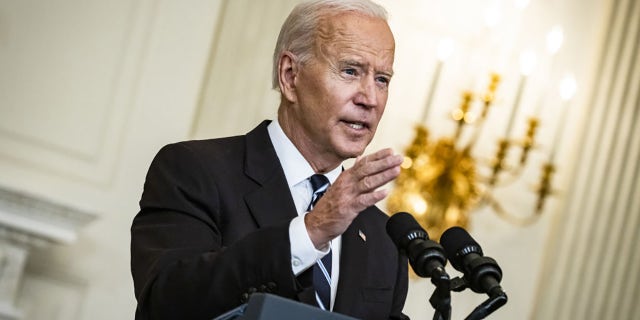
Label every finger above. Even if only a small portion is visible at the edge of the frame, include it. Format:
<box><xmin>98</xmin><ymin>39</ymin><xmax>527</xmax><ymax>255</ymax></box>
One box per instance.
<box><xmin>353</xmin><ymin>188</ymin><xmax>390</xmax><ymax>210</ymax></box>
<box><xmin>354</xmin><ymin>152</ymin><xmax>403</xmax><ymax>178</ymax></box>
<box><xmin>358</xmin><ymin>164</ymin><xmax>400</xmax><ymax>192</ymax></box>
<box><xmin>356</xmin><ymin>148</ymin><xmax>395</xmax><ymax>164</ymax></box>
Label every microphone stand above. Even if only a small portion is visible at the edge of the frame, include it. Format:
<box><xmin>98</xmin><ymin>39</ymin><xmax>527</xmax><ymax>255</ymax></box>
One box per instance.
<box><xmin>450</xmin><ymin>277</ymin><xmax>508</xmax><ymax>320</ymax></box>
<box><xmin>465</xmin><ymin>285</ymin><xmax>507</xmax><ymax>320</ymax></box>
<box><xmin>428</xmin><ymin>266</ymin><xmax>451</xmax><ymax>320</ymax></box>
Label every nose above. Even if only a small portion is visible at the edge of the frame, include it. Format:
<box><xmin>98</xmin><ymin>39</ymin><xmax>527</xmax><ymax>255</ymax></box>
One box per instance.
<box><xmin>354</xmin><ymin>75</ymin><xmax>378</xmax><ymax>109</ymax></box>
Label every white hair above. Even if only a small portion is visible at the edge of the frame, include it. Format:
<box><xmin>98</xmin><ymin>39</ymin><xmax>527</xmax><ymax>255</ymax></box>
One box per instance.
<box><xmin>271</xmin><ymin>0</ymin><xmax>389</xmax><ymax>90</ymax></box>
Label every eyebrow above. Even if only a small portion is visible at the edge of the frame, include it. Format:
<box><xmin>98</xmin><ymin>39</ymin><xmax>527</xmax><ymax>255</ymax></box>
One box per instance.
<box><xmin>341</xmin><ymin>59</ymin><xmax>394</xmax><ymax>78</ymax></box>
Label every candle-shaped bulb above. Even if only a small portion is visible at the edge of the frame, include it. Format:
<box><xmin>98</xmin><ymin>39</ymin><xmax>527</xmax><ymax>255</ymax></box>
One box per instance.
<box><xmin>519</xmin><ymin>50</ymin><xmax>537</xmax><ymax>76</ymax></box>
<box><xmin>546</xmin><ymin>25</ymin><xmax>564</xmax><ymax>55</ymax></box>
<box><xmin>484</xmin><ymin>6</ymin><xmax>502</xmax><ymax>28</ymax></box>
<box><xmin>437</xmin><ymin>38</ymin><xmax>454</xmax><ymax>62</ymax></box>
<box><xmin>421</xmin><ymin>40</ymin><xmax>451</xmax><ymax>123</ymax></box>
<box><xmin>549</xmin><ymin>74</ymin><xmax>577</xmax><ymax>161</ymax></box>
<box><xmin>559</xmin><ymin>74</ymin><xmax>577</xmax><ymax>101</ymax></box>
<box><xmin>515</xmin><ymin>0</ymin><xmax>531</xmax><ymax>10</ymax></box>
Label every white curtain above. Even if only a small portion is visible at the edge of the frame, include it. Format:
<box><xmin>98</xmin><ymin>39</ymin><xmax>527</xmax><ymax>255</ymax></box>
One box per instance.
<box><xmin>532</xmin><ymin>0</ymin><xmax>640</xmax><ymax>318</ymax></box>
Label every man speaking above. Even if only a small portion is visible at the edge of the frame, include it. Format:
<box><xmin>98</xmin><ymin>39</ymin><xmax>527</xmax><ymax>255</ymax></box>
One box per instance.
<box><xmin>130</xmin><ymin>1</ymin><xmax>409</xmax><ymax>319</ymax></box>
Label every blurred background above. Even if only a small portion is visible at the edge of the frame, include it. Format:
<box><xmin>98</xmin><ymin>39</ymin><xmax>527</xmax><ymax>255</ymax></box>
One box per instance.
<box><xmin>0</xmin><ymin>0</ymin><xmax>638</xmax><ymax>319</ymax></box>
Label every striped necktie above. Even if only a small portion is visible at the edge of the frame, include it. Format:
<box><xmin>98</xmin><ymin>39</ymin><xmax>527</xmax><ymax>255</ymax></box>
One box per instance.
<box><xmin>308</xmin><ymin>174</ymin><xmax>332</xmax><ymax>311</ymax></box>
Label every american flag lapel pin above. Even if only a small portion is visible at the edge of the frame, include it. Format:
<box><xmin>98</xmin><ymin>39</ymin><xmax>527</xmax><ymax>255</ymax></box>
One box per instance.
<box><xmin>358</xmin><ymin>229</ymin><xmax>366</xmax><ymax>242</ymax></box>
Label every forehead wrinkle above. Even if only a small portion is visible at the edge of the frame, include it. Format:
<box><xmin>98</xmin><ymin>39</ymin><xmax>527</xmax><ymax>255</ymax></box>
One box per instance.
<box><xmin>314</xmin><ymin>16</ymin><xmax>351</xmax><ymax>63</ymax></box>
<box><xmin>313</xmin><ymin>15</ymin><xmax>394</xmax><ymax>74</ymax></box>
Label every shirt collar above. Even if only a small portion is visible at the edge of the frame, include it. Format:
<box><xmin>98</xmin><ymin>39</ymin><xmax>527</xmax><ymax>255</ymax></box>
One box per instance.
<box><xmin>267</xmin><ymin>119</ymin><xmax>342</xmax><ymax>187</ymax></box>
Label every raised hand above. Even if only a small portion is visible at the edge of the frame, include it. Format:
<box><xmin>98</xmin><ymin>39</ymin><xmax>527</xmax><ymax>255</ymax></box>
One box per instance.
<box><xmin>305</xmin><ymin>148</ymin><xmax>403</xmax><ymax>249</ymax></box>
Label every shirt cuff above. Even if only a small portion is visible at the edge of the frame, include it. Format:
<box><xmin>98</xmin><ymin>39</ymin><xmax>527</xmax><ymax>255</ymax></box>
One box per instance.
<box><xmin>289</xmin><ymin>214</ymin><xmax>330</xmax><ymax>275</ymax></box>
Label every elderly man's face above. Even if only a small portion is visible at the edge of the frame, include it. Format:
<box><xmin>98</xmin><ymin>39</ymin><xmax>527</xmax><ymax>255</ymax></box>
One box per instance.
<box><xmin>292</xmin><ymin>12</ymin><xmax>395</xmax><ymax>163</ymax></box>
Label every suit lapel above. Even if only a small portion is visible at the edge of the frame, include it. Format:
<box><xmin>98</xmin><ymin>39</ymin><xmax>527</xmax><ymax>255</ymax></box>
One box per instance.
<box><xmin>243</xmin><ymin>121</ymin><xmax>298</xmax><ymax>228</ymax></box>
<box><xmin>333</xmin><ymin>215</ymin><xmax>369</xmax><ymax>314</ymax></box>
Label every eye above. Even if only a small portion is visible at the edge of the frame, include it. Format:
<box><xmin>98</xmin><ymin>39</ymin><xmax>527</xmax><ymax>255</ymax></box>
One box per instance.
<box><xmin>343</xmin><ymin>68</ymin><xmax>357</xmax><ymax>76</ymax></box>
<box><xmin>376</xmin><ymin>76</ymin><xmax>390</xmax><ymax>87</ymax></box>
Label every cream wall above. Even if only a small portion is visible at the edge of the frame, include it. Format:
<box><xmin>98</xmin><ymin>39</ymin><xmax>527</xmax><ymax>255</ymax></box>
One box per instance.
<box><xmin>1</xmin><ymin>0</ymin><xmax>635</xmax><ymax>319</ymax></box>
<box><xmin>0</xmin><ymin>0</ymin><xmax>223</xmax><ymax>319</ymax></box>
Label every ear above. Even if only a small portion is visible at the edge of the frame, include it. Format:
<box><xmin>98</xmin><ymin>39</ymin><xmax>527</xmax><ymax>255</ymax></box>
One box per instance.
<box><xmin>277</xmin><ymin>51</ymin><xmax>298</xmax><ymax>103</ymax></box>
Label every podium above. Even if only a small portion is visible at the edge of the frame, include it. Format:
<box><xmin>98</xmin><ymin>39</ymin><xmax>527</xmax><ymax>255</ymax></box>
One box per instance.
<box><xmin>214</xmin><ymin>293</ymin><xmax>358</xmax><ymax>320</ymax></box>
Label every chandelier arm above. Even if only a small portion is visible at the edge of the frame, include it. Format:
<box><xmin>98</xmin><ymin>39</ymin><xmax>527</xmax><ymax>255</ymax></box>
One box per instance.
<box><xmin>534</xmin><ymin>162</ymin><xmax>556</xmax><ymax>212</ymax></box>
<box><xmin>476</xmin><ymin>159</ymin><xmax>525</xmax><ymax>186</ymax></box>
<box><xmin>475</xmin><ymin>172</ymin><xmax>497</xmax><ymax>185</ymax></box>
<box><xmin>465</xmin><ymin>73</ymin><xmax>501</xmax><ymax>152</ymax></box>
<box><xmin>516</xmin><ymin>117</ymin><xmax>540</xmax><ymax>166</ymax></box>
<box><xmin>453</xmin><ymin>121</ymin><xmax>465</xmax><ymax>145</ymax></box>
<box><xmin>475</xmin><ymin>191</ymin><xmax>492</xmax><ymax>210</ymax></box>
<box><xmin>491</xmin><ymin>165</ymin><xmax>526</xmax><ymax>186</ymax></box>
<box><xmin>463</xmin><ymin>117</ymin><xmax>487</xmax><ymax>151</ymax></box>
<box><xmin>451</xmin><ymin>91</ymin><xmax>474</xmax><ymax>147</ymax></box>
<box><xmin>485</xmin><ymin>194</ymin><xmax>541</xmax><ymax>226</ymax></box>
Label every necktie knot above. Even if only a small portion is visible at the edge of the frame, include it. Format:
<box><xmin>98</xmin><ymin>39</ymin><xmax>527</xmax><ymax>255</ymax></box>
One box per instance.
<box><xmin>309</xmin><ymin>174</ymin><xmax>330</xmax><ymax>193</ymax></box>
<box><xmin>308</xmin><ymin>174</ymin><xmax>330</xmax><ymax>211</ymax></box>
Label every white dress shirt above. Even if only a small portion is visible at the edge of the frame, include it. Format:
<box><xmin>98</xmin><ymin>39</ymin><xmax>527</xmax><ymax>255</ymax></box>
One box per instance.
<box><xmin>267</xmin><ymin>120</ymin><xmax>342</xmax><ymax>310</ymax></box>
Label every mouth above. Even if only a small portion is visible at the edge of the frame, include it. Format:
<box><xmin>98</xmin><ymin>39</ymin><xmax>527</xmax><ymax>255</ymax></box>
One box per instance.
<box><xmin>341</xmin><ymin>120</ymin><xmax>369</xmax><ymax>131</ymax></box>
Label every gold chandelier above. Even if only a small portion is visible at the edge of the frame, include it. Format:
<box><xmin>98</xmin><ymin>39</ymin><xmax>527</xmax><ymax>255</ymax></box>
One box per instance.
<box><xmin>387</xmin><ymin>70</ymin><xmax>577</xmax><ymax>239</ymax></box>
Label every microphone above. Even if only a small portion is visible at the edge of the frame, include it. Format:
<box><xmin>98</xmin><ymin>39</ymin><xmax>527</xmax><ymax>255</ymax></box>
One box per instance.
<box><xmin>440</xmin><ymin>226</ymin><xmax>504</xmax><ymax>297</ymax></box>
<box><xmin>387</xmin><ymin>212</ymin><xmax>452</xmax><ymax>320</ymax></box>
<box><xmin>386</xmin><ymin>212</ymin><xmax>447</xmax><ymax>279</ymax></box>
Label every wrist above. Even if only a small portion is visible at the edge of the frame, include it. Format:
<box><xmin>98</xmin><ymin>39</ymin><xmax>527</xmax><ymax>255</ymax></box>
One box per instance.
<box><xmin>304</xmin><ymin>213</ymin><xmax>331</xmax><ymax>250</ymax></box>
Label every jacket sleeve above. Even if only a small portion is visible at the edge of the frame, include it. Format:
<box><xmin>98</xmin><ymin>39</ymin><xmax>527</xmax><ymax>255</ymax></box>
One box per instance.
<box><xmin>130</xmin><ymin>143</ymin><xmax>298</xmax><ymax>319</ymax></box>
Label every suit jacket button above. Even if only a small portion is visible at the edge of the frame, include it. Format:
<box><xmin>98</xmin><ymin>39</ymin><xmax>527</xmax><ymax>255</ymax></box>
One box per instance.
<box><xmin>240</xmin><ymin>293</ymin><xmax>249</xmax><ymax>303</ymax></box>
<box><xmin>259</xmin><ymin>284</ymin><xmax>267</xmax><ymax>292</ymax></box>
<box><xmin>267</xmin><ymin>282</ymin><xmax>277</xmax><ymax>292</ymax></box>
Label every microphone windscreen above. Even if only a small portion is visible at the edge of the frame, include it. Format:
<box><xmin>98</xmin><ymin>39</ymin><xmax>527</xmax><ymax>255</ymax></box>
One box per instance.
<box><xmin>386</xmin><ymin>212</ymin><xmax>426</xmax><ymax>247</ymax></box>
<box><xmin>440</xmin><ymin>226</ymin><xmax>482</xmax><ymax>268</ymax></box>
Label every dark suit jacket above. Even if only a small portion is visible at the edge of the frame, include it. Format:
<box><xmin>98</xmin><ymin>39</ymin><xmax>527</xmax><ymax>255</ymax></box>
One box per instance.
<box><xmin>131</xmin><ymin>120</ymin><xmax>409</xmax><ymax>319</ymax></box>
